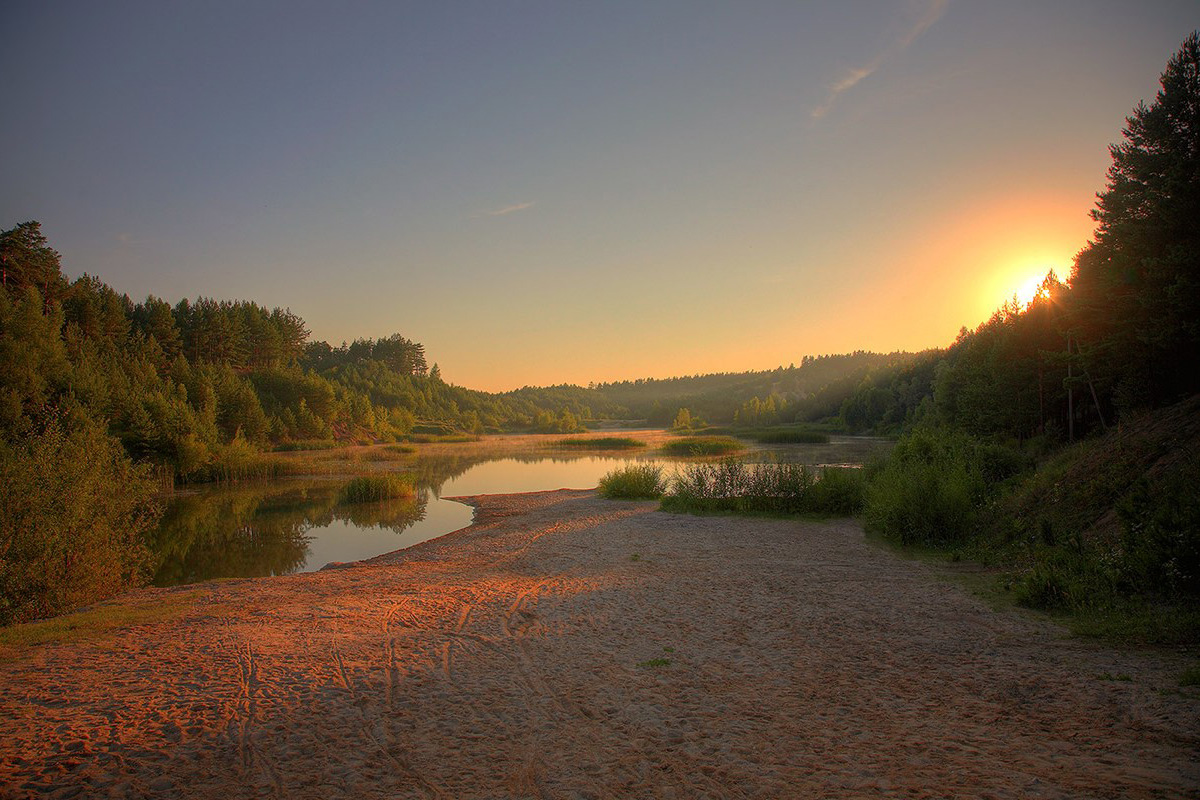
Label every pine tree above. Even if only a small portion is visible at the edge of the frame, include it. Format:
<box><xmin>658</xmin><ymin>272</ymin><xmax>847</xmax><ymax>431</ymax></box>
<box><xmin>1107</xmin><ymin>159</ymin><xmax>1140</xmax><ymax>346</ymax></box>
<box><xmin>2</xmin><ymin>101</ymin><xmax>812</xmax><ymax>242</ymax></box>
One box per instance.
<box><xmin>1071</xmin><ymin>32</ymin><xmax>1200</xmax><ymax>408</ymax></box>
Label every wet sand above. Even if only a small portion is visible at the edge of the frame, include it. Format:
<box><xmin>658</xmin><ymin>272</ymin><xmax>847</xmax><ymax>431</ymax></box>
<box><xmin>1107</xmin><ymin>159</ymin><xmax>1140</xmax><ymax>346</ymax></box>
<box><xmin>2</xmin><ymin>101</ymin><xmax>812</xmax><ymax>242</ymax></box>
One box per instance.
<box><xmin>1</xmin><ymin>489</ymin><xmax>1197</xmax><ymax>798</ymax></box>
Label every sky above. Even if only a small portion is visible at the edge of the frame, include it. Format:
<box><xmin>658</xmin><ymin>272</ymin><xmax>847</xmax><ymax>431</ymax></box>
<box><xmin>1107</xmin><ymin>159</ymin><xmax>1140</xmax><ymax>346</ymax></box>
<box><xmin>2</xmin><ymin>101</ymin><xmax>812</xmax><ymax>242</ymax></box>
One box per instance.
<box><xmin>2</xmin><ymin>2</ymin><xmax>1196</xmax><ymax>391</ymax></box>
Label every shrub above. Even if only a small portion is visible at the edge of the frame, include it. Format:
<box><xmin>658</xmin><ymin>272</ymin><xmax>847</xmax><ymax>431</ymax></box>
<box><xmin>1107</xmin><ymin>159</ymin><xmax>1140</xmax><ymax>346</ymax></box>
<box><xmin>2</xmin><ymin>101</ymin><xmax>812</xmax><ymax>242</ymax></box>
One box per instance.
<box><xmin>598</xmin><ymin>464</ymin><xmax>666</xmax><ymax>499</ymax></box>
<box><xmin>660</xmin><ymin>436</ymin><xmax>744</xmax><ymax>457</ymax></box>
<box><xmin>1116</xmin><ymin>459</ymin><xmax>1200</xmax><ymax>602</ymax></box>
<box><xmin>861</xmin><ymin>427</ymin><xmax>1002</xmax><ymax>546</ymax></box>
<box><xmin>339</xmin><ymin>474</ymin><xmax>416</xmax><ymax>504</ymax></box>
<box><xmin>0</xmin><ymin>413</ymin><xmax>161</xmax><ymax>626</ymax></box>
<box><xmin>806</xmin><ymin>467</ymin><xmax>867</xmax><ymax>515</ymax></box>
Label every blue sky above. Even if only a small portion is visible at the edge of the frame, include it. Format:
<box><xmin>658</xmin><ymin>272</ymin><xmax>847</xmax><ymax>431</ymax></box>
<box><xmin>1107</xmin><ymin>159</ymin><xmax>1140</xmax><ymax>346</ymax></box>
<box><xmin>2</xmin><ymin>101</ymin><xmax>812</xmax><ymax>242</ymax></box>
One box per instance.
<box><xmin>2</xmin><ymin>1</ymin><xmax>1195</xmax><ymax>389</ymax></box>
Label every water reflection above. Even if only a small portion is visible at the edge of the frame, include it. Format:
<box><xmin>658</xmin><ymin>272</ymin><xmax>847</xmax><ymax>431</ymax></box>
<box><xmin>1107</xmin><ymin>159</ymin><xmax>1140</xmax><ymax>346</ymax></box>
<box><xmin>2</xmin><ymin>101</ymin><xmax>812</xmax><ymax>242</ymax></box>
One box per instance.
<box><xmin>150</xmin><ymin>435</ymin><xmax>891</xmax><ymax>587</ymax></box>
<box><xmin>150</xmin><ymin>482</ymin><xmax>430</xmax><ymax>586</ymax></box>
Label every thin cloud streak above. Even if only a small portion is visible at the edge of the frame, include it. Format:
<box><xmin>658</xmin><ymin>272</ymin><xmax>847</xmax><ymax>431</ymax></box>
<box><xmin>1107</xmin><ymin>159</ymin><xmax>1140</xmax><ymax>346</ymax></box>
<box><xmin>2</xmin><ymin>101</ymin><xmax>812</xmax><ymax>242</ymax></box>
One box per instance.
<box><xmin>811</xmin><ymin>0</ymin><xmax>949</xmax><ymax>119</ymax></box>
<box><xmin>483</xmin><ymin>201</ymin><xmax>535</xmax><ymax>217</ymax></box>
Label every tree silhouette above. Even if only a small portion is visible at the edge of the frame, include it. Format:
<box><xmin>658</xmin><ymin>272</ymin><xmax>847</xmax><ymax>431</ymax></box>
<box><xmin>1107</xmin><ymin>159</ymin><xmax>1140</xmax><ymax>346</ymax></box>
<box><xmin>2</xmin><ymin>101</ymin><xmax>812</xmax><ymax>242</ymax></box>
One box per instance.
<box><xmin>1071</xmin><ymin>31</ymin><xmax>1200</xmax><ymax>408</ymax></box>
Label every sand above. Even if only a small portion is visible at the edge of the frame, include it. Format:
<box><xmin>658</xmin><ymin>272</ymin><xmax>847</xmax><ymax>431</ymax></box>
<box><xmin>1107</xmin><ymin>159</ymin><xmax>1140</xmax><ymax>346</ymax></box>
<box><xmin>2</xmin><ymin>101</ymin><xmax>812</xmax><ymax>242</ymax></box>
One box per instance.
<box><xmin>1</xmin><ymin>489</ymin><xmax>1197</xmax><ymax>798</ymax></box>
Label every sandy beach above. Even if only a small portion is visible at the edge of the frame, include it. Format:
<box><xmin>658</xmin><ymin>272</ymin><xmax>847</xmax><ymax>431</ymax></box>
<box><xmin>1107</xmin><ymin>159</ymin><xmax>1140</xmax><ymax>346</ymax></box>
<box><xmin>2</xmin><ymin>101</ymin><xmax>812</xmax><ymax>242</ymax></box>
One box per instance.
<box><xmin>1</xmin><ymin>489</ymin><xmax>1197</xmax><ymax>799</ymax></box>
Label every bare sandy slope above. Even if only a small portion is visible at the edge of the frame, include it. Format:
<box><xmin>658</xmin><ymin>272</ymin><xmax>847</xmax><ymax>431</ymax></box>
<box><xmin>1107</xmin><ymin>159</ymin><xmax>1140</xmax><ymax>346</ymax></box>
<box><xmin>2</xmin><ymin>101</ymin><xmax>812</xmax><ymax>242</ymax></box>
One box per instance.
<box><xmin>1</xmin><ymin>489</ymin><xmax>1197</xmax><ymax>799</ymax></box>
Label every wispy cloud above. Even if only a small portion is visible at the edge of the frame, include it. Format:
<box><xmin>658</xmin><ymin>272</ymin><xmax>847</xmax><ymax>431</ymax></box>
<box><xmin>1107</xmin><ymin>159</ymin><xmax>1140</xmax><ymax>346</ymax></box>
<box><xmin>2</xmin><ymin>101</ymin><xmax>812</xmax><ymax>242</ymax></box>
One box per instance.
<box><xmin>483</xmin><ymin>201</ymin><xmax>535</xmax><ymax>217</ymax></box>
<box><xmin>811</xmin><ymin>0</ymin><xmax>949</xmax><ymax>119</ymax></box>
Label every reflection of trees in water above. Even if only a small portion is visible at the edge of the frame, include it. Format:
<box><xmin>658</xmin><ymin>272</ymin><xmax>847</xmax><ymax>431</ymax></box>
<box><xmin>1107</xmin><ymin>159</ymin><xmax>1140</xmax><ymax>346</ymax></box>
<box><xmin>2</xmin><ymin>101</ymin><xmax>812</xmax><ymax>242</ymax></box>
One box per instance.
<box><xmin>150</xmin><ymin>481</ymin><xmax>427</xmax><ymax>587</ymax></box>
<box><xmin>151</xmin><ymin>441</ymin><xmax>892</xmax><ymax>587</ymax></box>
<box><xmin>406</xmin><ymin>454</ymin><xmax>494</xmax><ymax>498</ymax></box>
<box><xmin>410</xmin><ymin>452</ymin><xmax>646</xmax><ymax>498</ymax></box>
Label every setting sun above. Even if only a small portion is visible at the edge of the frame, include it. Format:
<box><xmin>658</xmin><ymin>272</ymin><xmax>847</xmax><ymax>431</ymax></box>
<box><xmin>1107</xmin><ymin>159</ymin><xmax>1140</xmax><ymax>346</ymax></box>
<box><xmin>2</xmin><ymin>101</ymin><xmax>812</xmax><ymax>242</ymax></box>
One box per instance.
<box><xmin>1014</xmin><ymin>270</ymin><xmax>1053</xmax><ymax>308</ymax></box>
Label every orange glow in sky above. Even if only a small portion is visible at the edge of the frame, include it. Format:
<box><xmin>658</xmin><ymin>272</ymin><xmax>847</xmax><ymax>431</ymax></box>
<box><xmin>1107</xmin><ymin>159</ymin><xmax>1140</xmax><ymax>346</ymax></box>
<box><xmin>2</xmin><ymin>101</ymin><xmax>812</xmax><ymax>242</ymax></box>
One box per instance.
<box><xmin>2</xmin><ymin>4</ymin><xmax>1194</xmax><ymax>391</ymax></box>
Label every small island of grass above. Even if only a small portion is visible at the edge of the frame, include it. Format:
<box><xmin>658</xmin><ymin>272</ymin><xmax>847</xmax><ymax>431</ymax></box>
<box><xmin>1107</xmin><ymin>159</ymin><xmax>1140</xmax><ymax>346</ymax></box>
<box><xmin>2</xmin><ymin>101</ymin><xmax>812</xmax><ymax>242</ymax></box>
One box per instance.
<box><xmin>659</xmin><ymin>436</ymin><xmax>744</xmax><ymax>456</ymax></box>
<box><xmin>553</xmin><ymin>437</ymin><xmax>646</xmax><ymax>450</ymax></box>
<box><xmin>339</xmin><ymin>474</ymin><xmax>416</xmax><ymax>504</ymax></box>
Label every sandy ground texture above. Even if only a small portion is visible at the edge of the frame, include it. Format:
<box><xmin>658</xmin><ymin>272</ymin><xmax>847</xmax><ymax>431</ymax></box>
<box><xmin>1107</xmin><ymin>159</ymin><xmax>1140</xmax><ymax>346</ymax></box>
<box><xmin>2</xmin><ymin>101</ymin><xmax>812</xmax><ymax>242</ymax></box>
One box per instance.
<box><xmin>1</xmin><ymin>489</ymin><xmax>1198</xmax><ymax>799</ymax></box>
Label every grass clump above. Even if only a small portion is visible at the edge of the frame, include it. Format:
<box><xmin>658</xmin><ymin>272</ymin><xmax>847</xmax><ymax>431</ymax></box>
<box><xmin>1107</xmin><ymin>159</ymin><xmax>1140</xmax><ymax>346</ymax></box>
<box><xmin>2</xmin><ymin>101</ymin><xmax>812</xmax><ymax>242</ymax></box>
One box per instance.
<box><xmin>660</xmin><ymin>436</ymin><xmax>744</xmax><ymax>457</ymax></box>
<box><xmin>598</xmin><ymin>464</ymin><xmax>666</xmax><ymax>499</ymax></box>
<box><xmin>738</xmin><ymin>427</ymin><xmax>831</xmax><ymax>444</ymax></box>
<box><xmin>553</xmin><ymin>437</ymin><xmax>645</xmax><ymax>450</ymax></box>
<box><xmin>661</xmin><ymin>459</ymin><xmax>865</xmax><ymax>516</ymax></box>
<box><xmin>338</xmin><ymin>474</ymin><xmax>416</xmax><ymax>504</ymax></box>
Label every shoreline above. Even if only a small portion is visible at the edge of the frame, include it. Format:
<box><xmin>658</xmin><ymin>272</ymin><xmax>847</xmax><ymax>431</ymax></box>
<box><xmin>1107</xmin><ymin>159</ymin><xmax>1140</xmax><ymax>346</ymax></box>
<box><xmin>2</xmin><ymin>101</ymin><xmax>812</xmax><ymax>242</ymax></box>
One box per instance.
<box><xmin>1</xmin><ymin>489</ymin><xmax>1197</xmax><ymax>797</ymax></box>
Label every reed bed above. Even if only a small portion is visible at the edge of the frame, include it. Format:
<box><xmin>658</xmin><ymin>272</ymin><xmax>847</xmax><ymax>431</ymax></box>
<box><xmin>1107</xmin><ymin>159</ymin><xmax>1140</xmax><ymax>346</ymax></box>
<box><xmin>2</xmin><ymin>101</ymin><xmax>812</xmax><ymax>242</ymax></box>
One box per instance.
<box><xmin>598</xmin><ymin>464</ymin><xmax>666</xmax><ymax>499</ymax></box>
<box><xmin>339</xmin><ymin>474</ymin><xmax>417</xmax><ymax>504</ymax></box>
<box><xmin>659</xmin><ymin>436</ymin><xmax>744</xmax><ymax>457</ymax></box>
<box><xmin>553</xmin><ymin>437</ymin><xmax>645</xmax><ymax>450</ymax></box>
<box><xmin>661</xmin><ymin>459</ymin><xmax>864</xmax><ymax>516</ymax></box>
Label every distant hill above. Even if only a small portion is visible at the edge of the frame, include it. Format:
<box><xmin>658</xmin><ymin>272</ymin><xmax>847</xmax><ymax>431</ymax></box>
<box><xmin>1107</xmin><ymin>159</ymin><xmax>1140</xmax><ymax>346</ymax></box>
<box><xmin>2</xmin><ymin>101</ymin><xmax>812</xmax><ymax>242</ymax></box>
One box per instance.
<box><xmin>591</xmin><ymin>351</ymin><xmax>917</xmax><ymax>425</ymax></box>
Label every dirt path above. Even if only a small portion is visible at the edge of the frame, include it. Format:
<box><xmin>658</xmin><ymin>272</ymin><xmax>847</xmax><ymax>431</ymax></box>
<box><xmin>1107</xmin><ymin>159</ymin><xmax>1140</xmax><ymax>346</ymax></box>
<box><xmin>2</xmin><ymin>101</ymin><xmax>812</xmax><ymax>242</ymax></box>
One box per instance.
<box><xmin>1</xmin><ymin>489</ymin><xmax>1197</xmax><ymax>798</ymax></box>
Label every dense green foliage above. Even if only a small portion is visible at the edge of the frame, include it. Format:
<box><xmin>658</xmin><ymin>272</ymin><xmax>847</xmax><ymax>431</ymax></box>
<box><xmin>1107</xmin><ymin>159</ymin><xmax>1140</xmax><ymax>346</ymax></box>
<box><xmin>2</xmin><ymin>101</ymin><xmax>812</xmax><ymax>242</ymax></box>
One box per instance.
<box><xmin>0</xmin><ymin>413</ymin><xmax>160</xmax><ymax>626</ymax></box>
<box><xmin>862</xmin><ymin>428</ymin><xmax>1027</xmax><ymax>546</ymax></box>
<box><xmin>598</xmin><ymin>464</ymin><xmax>666</xmax><ymax>499</ymax></box>
<box><xmin>662</xmin><ymin>460</ymin><xmax>865</xmax><ymax>516</ymax></box>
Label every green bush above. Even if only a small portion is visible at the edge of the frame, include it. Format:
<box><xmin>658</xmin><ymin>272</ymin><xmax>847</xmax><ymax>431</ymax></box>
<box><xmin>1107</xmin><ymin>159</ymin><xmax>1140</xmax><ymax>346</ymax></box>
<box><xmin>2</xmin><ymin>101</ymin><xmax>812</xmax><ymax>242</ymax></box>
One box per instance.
<box><xmin>598</xmin><ymin>464</ymin><xmax>665</xmax><ymax>499</ymax></box>
<box><xmin>1011</xmin><ymin>548</ymin><xmax>1120</xmax><ymax>611</ymax></box>
<box><xmin>339</xmin><ymin>474</ymin><xmax>416</xmax><ymax>504</ymax></box>
<box><xmin>806</xmin><ymin>467</ymin><xmax>867</xmax><ymax>515</ymax></box>
<box><xmin>0</xmin><ymin>413</ymin><xmax>161</xmax><ymax>626</ymax></box>
<box><xmin>862</xmin><ymin>427</ymin><xmax>1003</xmax><ymax>546</ymax></box>
<box><xmin>660</xmin><ymin>436</ymin><xmax>744</xmax><ymax>457</ymax></box>
<box><xmin>1113</xmin><ymin>460</ymin><xmax>1200</xmax><ymax>602</ymax></box>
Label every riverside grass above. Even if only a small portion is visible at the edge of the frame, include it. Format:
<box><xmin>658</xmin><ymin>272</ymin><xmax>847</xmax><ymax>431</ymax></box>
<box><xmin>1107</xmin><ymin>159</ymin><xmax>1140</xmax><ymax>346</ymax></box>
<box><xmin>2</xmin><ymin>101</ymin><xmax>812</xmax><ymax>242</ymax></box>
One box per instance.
<box><xmin>339</xmin><ymin>474</ymin><xmax>416</xmax><ymax>504</ymax></box>
<box><xmin>661</xmin><ymin>459</ymin><xmax>865</xmax><ymax>516</ymax></box>
<box><xmin>660</xmin><ymin>436</ymin><xmax>744</xmax><ymax>457</ymax></box>
<box><xmin>598</xmin><ymin>464</ymin><xmax>666</xmax><ymax>499</ymax></box>
<box><xmin>553</xmin><ymin>437</ymin><xmax>645</xmax><ymax>450</ymax></box>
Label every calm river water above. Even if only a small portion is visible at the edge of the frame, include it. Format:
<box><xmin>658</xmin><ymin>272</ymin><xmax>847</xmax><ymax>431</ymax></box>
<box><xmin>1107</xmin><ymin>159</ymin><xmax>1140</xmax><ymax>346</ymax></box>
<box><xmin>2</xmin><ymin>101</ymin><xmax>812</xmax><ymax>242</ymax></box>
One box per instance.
<box><xmin>150</xmin><ymin>435</ymin><xmax>889</xmax><ymax>587</ymax></box>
